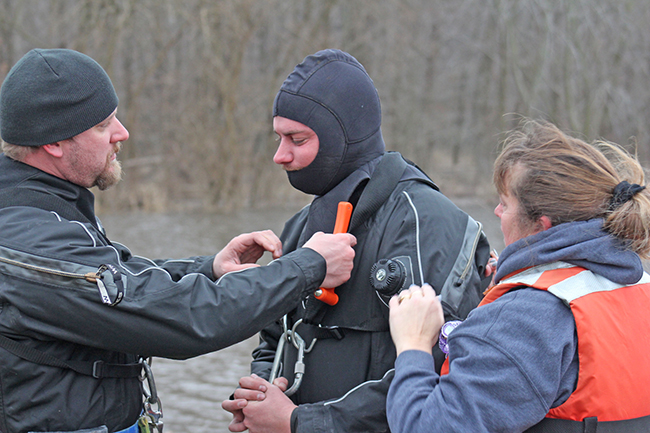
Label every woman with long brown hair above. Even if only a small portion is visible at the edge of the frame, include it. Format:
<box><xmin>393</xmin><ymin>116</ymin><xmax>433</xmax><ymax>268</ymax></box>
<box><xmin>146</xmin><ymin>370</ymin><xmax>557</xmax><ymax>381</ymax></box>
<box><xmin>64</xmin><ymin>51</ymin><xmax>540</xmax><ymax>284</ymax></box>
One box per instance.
<box><xmin>387</xmin><ymin>119</ymin><xmax>650</xmax><ymax>432</ymax></box>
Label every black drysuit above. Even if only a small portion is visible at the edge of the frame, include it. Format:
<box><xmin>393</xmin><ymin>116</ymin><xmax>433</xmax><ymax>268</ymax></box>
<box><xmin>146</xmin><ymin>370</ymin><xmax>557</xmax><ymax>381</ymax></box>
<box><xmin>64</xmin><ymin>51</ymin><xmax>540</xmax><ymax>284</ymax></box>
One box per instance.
<box><xmin>251</xmin><ymin>48</ymin><xmax>491</xmax><ymax>433</ymax></box>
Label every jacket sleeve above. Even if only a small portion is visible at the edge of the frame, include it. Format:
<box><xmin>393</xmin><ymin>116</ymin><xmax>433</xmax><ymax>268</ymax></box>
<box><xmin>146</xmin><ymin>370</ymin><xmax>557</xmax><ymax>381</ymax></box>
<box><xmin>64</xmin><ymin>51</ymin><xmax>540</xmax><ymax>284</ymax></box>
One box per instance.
<box><xmin>104</xmin><ymin>240</ymin><xmax>216</xmax><ymax>282</ymax></box>
<box><xmin>152</xmin><ymin>255</ymin><xmax>216</xmax><ymax>281</ymax></box>
<box><xmin>250</xmin><ymin>320</ymin><xmax>284</xmax><ymax>379</ymax></box>
<box><xmin>290</xmin><ymin>370</ymin><xmax>394</xmax><ymax>433</ymax></box>
<box><xmin>250</xmin><ymin>208</ymin><xmax>308</xmax><ymax>379</ymax></box>
<box><xmin>0</xmin><ymin>208</ymin><xmax>327</xmax><ymax>359</ymax></box>
<box><xmin>386</xmin><ymin>290</ymin><xmax>578</xmax><ymax>433</ymax></box>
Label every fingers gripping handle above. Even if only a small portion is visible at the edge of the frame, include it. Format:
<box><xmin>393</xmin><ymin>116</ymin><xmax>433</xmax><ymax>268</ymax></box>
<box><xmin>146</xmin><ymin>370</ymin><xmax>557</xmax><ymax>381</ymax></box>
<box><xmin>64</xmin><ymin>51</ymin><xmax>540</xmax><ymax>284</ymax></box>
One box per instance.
<box><xmin>314</xmin><ymin>201</ymin><xmax>353</xmax><ymax>306</ymax></box>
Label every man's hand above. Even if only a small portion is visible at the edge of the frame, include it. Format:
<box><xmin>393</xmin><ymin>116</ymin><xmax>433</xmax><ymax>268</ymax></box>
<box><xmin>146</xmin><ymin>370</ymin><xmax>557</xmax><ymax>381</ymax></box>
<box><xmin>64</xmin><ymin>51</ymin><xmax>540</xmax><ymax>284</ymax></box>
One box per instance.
<box><xmin>222</xmin><ymin>374</ymin><xmax>269</xmax><ymax>432</ymax></box>
<box><xmin>222</xmin><ymin>375</ymin><xmax>293</xmax><ymax>433</ymax></box>
<box><xmin>221</xmin><ymin>397</ymin><xmax>248</xmax><ymax>433</ymax></box>
<box><xmin>303</xmin><ymin>231</ymin><xmax>356</xmax><ymax>288</ymax></box>
<box><xmin>243</xmin><ymin>375</ymin><xmax>295</xmax><ymax>433</ymax></box>
<box><xmin>213</xmin><ymin>230</ymin><xmax>283</xmax><ymax>279</ymax></box>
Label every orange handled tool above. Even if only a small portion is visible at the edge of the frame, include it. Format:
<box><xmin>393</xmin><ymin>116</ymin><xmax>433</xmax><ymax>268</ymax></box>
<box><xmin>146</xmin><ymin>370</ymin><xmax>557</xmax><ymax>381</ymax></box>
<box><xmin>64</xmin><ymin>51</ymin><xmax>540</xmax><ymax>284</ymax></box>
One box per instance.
<box><xmin>314</xmin><ymin>201</ymin><xmax>353</xmax><ymax>306</ymax></box>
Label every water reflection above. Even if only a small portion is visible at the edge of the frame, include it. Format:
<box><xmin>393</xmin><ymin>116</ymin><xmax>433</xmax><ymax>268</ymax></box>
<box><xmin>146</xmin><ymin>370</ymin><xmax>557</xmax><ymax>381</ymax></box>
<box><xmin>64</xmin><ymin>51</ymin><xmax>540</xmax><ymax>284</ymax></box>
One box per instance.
<box><xmin>100</xmin><ymin>200</ymin><xmax>502</xmax><ymax>432</ymax></box>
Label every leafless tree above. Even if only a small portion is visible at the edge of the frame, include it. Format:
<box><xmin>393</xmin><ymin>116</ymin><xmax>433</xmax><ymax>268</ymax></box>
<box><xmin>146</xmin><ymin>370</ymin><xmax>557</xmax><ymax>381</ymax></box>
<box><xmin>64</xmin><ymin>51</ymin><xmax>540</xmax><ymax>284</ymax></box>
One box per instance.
<box><xmin>1</xmin><ymin>0</ymin><xmax>648</xmax><ymax>211</ymax></box>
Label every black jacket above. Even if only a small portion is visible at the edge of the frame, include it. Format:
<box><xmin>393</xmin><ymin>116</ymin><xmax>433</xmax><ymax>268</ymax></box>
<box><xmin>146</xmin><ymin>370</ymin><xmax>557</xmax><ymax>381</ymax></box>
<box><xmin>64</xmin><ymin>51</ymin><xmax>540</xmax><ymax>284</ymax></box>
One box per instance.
<box><xmin>251</xmin><ymin>153</ymin><xmax>491</xmax><ymax>433</ymax></box>
<box><xmin>0</xmin><ymin>154</ymin><xmax>326</xmax><ymax>433</ymax></box>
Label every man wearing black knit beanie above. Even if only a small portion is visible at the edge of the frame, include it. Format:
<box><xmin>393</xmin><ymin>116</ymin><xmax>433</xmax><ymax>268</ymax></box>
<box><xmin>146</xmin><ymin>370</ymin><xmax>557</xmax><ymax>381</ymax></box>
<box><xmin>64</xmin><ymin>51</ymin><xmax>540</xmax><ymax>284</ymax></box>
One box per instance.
<box><xmin>224</xmin><ymin>49</ymin><xmax>493</xmax><ymax>433</ymax></box>
<box><xmin>0</xmin><ymin>49</ymin><xmax>356</xmax><ymax>433</ymax></box>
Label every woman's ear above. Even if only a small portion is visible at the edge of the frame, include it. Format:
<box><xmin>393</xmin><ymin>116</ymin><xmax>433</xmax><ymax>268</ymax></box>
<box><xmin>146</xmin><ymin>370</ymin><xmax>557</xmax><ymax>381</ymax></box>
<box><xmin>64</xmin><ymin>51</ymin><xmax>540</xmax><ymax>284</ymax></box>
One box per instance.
<box><xmin>538</xmin><ymin>216</ymin><xmax>553</xmax><ymax>231</ymax></box>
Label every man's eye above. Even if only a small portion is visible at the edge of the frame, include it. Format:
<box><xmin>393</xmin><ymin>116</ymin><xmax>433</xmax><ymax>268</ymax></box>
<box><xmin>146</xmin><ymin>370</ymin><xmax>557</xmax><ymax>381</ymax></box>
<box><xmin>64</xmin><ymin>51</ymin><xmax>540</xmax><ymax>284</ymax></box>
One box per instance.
<box><xmin>292</xmin><ymin>138</ymin><xmax>306</xmax><ymax>145</ymax></box>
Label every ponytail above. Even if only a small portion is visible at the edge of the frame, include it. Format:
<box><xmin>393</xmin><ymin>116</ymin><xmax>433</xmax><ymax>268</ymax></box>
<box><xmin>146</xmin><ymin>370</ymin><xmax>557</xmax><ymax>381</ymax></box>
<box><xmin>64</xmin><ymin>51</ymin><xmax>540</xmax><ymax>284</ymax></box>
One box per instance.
<box><xmin>494</xmin><ymin>120</ymin><xmax>650</xmax><ymax>258</ymax></box>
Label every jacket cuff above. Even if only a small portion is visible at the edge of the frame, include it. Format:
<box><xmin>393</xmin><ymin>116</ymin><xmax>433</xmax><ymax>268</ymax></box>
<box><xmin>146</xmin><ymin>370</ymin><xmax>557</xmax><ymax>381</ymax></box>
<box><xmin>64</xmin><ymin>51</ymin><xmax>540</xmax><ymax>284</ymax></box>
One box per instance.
<box><xmin>284</xmin><ymin>247</ymin><xmax>327</xmax><ymax>298</ymax></box>
<box><xmin>196</xmin><ymin>255</ymin><xmax>217</xmax><ymax>279</ymax></box>
<box><xmin>291</xmin><ymin>403</ymin><xmax>330</xmax><ymax>433</ymax></box>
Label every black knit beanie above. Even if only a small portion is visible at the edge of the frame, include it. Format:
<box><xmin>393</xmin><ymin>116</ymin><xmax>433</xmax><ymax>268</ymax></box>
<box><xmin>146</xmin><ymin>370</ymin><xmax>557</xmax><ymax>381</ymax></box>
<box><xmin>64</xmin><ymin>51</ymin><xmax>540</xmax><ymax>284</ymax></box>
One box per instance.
<box><xmin>273</xmin><ymin>49</ymin><xmax>385</xmax><ymax>196</ymax></box>
<box><xmin>0</xmin><ymin>48</ymin><xmax>119</xmax><ymax>147</ymax></box>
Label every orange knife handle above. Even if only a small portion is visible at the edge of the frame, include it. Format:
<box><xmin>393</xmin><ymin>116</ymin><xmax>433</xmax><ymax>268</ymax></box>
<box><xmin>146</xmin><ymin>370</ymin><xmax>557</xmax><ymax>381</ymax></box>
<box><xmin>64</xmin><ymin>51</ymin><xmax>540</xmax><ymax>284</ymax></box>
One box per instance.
<box><xmin>314</xmin><ymin>201</ymin><xmax>353</xmax><ymax>306</ymax></box>
<box><xmin>314</xmin><ymin>288</ymin><xmax>339</xmax><ymax>305</ymax></box>
<box><xmin>332</xmin><ymin>202</ymin><xmax>353</xmax><ymax>234</ymax></box>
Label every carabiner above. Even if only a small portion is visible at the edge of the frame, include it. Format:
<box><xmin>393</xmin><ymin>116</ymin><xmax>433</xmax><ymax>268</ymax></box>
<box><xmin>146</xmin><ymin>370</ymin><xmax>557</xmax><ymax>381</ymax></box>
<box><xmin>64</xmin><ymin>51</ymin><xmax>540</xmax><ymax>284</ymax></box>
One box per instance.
<box><xmin>269</xmin><ymin>316</ymin><xmax>289</xmax><ymax>384</ymax></box>
<box><xmin>140</xmin><ymin>358</ymin><xmax>164</xmax><ymax>432</ymax></box>
<box><xmin>284</xmin><ymin>335</ymin><xmax>305</xmax><ymax>397</ymax></box>
<box><xmin>290</xmin><ymin>319</ymin><xmax>317</xmax><ymax>353</ymax></box>
<box><xmin>269</xmin><ymin>317</ymin><xmax>317</xmax><ymax>396</ymax></box>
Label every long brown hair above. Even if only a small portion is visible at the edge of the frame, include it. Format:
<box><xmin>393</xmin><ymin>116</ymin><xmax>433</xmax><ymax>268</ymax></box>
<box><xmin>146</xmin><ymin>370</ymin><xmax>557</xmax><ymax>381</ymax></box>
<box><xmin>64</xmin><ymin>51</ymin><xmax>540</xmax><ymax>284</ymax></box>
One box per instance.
<box><xmin>494</xmin><ymin>119</ymin><xmax>650</xmax><ymax>258</ymax></box>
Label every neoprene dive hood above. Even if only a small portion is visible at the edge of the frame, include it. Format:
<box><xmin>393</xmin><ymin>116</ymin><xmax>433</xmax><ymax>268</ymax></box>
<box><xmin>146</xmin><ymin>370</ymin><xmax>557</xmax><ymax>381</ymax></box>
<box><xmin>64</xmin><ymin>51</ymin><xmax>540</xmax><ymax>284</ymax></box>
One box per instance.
<box><xmin>273</xmin><ymin>49</ymin><xmax>385</xmax><ymax>196</ymax></box>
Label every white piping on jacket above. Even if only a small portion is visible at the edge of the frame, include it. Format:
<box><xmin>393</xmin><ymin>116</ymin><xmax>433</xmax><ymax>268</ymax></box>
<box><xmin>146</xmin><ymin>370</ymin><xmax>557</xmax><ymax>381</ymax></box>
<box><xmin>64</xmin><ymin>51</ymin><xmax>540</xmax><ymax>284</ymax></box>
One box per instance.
<box><xmin>323</xmin><ymin>368</ymin><xmax>395</xmax><ymax>406</ymax></box>
<box><xmin>402</xmin><ymin>191</ymin><xmax>424</xmax><ymax>285</ymax></box>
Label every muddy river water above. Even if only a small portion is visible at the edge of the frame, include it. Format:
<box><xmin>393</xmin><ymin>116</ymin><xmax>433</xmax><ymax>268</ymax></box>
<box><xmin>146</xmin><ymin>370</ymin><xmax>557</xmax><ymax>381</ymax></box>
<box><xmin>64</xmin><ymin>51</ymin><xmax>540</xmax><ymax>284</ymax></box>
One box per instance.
<box><xmin>100</xmin><ymin>199</ymin><xmax>504</xmax><ymax>432</ymax></box>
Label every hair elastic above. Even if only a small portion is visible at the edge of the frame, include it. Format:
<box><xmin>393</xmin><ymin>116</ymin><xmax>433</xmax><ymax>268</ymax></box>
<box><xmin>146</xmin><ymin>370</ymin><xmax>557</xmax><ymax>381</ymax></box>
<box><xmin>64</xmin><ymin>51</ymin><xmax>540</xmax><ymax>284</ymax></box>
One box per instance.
<box><xmin>609</xmin><ymin>181</ymin><xmax>646</xmax><ymax>211</ymax></box>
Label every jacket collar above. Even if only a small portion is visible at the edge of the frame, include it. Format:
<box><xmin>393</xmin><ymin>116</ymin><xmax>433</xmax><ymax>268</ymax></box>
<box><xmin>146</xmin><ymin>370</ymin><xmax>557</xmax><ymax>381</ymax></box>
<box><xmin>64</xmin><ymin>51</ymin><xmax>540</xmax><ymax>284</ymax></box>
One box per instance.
<box><xmin>0</xmin><ymin>154</ymin><xmax>98</xmax><ymax>228</ymax></box>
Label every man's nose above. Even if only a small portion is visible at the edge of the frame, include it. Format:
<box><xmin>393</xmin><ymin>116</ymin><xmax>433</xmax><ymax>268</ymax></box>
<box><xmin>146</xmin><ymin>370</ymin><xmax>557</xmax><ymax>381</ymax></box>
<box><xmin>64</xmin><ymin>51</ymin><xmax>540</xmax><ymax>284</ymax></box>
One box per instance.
<box><xmin>113</xmin><ymin>117</ymin><xmax>129</xmax><ymax>142</ymax></box>
<box><xmin>273</xmin><ymin>140</ymin><xmax>292</xmax><ymax>165</ymax></box>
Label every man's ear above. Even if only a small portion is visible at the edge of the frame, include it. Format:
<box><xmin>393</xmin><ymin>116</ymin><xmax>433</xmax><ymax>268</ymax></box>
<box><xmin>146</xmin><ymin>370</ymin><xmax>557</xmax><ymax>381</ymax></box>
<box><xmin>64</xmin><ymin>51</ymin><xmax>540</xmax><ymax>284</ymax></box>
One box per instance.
<box><xmin>41</xmin><ymin>142</ymin><xmax>64</xmax><ymax>158</ymax></box>
<box><xmin>538</xmin><ymin>216</ymin><xmax>553</xmax><ymax>231</ymax></box>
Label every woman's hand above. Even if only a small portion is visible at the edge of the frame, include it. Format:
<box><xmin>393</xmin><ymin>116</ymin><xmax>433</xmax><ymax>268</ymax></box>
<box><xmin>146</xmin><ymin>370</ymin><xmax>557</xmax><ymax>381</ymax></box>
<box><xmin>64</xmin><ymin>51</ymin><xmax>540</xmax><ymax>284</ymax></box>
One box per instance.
<box><xmin>389</xmin><ymin>284</ymin><xmax>444</xmax><ymax>356</ymax></box>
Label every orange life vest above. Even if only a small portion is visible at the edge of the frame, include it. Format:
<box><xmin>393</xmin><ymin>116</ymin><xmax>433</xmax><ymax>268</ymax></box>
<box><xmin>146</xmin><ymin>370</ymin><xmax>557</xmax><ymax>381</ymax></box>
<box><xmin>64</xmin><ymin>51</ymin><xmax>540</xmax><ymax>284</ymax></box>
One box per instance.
<box><xmin>441</xmin><ymin>261</ymin><xmax>650</xmax><ymax>425</ymax></box>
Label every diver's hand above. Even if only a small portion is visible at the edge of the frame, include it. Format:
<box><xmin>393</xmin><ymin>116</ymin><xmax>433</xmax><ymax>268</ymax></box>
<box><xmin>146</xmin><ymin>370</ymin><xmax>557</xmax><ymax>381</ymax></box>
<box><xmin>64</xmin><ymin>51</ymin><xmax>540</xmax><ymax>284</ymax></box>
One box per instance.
<box><xmin>221</xmin><ymin>397</ymin><xmax>247</xmax><ymax>432</ymax></box>
<box><xmin>222</xmin><ymin>374</ymin><xmax>269</xmax><ymax>432</ymax></box>
<box><xmin>241</xmin><ymin>376</ymin><xmax>295</xmax><ymax>433</ymax></box>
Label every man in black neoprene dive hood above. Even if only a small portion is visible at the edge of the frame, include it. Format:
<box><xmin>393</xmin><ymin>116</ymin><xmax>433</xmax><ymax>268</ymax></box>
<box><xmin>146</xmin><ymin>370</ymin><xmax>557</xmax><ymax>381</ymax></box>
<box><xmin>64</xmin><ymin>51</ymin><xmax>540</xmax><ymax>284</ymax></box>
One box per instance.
<box><xmin>273</xmin><ymin>49</ymin><xmax>385</xmax><ymax>196</ymax></box>
<box><xmin>223</xmin><ymin>49</ymin><xmax>492</xmax><ymax>433</ymax></box>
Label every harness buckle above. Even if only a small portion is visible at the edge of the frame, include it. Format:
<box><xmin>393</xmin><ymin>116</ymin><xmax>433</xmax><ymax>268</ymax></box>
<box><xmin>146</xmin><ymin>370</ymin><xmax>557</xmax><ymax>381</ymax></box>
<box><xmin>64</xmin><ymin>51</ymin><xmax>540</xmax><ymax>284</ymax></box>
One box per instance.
<box><xmin>92</xmin><ymin>360</ymin><xmax>104</xmax><ymax>379</ymax></box>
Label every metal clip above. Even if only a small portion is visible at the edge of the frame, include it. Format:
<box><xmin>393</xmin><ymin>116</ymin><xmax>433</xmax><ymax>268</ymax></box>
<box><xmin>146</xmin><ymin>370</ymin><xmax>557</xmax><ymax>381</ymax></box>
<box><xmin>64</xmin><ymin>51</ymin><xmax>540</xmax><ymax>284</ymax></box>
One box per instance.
<box><xmin>140</xmin><ymin>358</ymin><xmax>164</xmax><ymax>432</ymax></box>
<box><xmin>269</xmin><ymin>316</ymin><xmax>289</xmax><ymax>384</ymax></box>
<box><xmin>268</xmin><ymin>317</ymin><xmax>317</xmax><ymax>396</ymax></box>
<box><xmin>290</xmin><ymin>319</ymin><xmax>317</xmax><ymax>353</ymax></box>
<box><xmin>284</xmin><ymin>333</ymin><xmax>305</xmax><ymax>397</ymax></box>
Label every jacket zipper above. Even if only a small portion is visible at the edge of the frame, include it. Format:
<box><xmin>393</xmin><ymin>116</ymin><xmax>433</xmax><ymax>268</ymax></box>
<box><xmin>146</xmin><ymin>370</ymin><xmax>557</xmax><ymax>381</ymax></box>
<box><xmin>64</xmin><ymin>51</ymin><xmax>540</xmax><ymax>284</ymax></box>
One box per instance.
<box><xmin>0</xmin><ymin>256</ymin><xmax>123</xmax><ymax>306</ymax></box>
<box><xmin>0</xmin><ymin>255</ymin><xmax>102</xmax><ymax>282</ymax></box>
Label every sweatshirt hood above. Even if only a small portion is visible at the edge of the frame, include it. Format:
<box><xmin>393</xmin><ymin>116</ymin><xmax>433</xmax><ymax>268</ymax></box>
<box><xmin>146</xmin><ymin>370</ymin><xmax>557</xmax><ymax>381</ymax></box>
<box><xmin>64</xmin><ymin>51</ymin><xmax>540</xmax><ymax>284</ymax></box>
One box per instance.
<box><xmin>273</xmin><ymin>49</ymin><xmax>385</xmax><ymax>196</ymax></box>
<box><xmin>494</xmin><ymin>219</ymin><xmax>644</xmax><ymax>285</ymax></box>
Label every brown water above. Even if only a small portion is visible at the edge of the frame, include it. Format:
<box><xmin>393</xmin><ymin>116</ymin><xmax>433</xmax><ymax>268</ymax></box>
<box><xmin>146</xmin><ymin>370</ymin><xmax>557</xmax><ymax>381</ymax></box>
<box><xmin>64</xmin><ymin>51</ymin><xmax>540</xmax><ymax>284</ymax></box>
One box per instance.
<box><xmin>100</xmin><ymin>199</ymin><xmax>503</xmax><ymax>432</ymax></box>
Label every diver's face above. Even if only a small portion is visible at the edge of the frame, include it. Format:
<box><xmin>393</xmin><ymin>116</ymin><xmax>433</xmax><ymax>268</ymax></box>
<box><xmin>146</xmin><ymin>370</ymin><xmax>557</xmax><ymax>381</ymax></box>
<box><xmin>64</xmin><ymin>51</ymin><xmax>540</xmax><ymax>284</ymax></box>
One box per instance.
<box><xmin>272</xmin><ymin>116</ymin><xmax>319</xmax><ymax>172</ymax></box>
